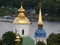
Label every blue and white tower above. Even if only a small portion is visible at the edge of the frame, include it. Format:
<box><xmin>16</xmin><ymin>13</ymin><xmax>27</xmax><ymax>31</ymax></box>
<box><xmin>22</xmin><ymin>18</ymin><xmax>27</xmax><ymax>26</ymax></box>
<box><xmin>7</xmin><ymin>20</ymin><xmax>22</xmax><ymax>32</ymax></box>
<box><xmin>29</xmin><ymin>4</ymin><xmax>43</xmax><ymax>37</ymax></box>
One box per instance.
<box><xmin>35</xmin><ymin>3</ymin><xmax>46</xmax><ymax>43</ymax></box>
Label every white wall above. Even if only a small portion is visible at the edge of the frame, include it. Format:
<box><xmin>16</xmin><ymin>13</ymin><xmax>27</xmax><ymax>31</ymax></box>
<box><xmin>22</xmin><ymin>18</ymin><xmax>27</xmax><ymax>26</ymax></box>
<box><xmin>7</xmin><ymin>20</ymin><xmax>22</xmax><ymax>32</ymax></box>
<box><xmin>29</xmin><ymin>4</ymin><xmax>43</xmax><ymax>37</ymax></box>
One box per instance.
<box><xmin>0</xmin><ymin>21</ymin><xmax>60</xmax><ymax>41</ymax></box>
<box><xmin>14</xmin><ymin>24</ymin><xmax>30</xmax><ymax>37</ymax></box>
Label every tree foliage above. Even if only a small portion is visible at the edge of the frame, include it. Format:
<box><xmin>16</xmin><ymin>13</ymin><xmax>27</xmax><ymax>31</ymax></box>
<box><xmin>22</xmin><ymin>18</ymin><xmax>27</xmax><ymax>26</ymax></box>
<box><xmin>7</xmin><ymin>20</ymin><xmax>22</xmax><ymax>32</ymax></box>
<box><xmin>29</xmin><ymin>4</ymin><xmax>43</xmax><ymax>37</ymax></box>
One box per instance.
<box><xmin>47</xmin><ymin>33</ymin><xmax>60</xmax><ymax>45</ymax></box>
<box><xmin>0</xmin><ymin>39</ymin><xmax>3</xmax><ymax>45</ymax></box>
<box><xmin>2</xmin><ymin>31</ymin><xmax>16</xmax><ymax>45</ymax></box>
<box><xmin>0</xmin><ymin>0</ymin><xmax>60</xmax><ymax>16</ymax></box>
<box><xmin>36</xmin><ymin>41</ymin><xmax>46</xmax><ymax>45</ymax></box>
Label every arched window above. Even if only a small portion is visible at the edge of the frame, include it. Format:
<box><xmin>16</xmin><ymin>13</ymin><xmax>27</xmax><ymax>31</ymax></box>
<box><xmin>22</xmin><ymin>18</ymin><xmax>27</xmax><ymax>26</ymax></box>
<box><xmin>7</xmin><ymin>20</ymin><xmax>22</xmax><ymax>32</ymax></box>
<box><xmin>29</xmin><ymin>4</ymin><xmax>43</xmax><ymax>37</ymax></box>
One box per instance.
<box><xmin>22</xmin><ymin>29</ymin><xmax>24</xmax><ymax>35</ymax></box>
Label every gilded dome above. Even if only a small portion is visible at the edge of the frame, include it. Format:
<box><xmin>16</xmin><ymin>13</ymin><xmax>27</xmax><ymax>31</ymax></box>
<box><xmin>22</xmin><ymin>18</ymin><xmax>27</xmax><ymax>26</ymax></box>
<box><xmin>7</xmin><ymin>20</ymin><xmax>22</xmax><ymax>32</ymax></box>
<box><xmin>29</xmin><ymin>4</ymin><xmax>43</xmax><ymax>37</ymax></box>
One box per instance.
<box><xmin>13</xmin><ymin>3</ymin><xmax>30</xmax><ymax>24</ymax></box>
<box><xmin>13</xmin><ymin>17</ymin><xmax>30</xmax><ymax>24</ymax></box>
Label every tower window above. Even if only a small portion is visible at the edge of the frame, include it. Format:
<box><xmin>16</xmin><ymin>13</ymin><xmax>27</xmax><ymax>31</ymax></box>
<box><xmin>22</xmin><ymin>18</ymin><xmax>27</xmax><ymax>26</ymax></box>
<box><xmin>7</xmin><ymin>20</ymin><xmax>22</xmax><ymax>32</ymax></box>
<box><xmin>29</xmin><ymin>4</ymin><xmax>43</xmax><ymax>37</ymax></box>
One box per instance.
<box><xmin>22</xmin><ymin>29</ymin><xmax>24</xmax><ymax>35</ymax></box>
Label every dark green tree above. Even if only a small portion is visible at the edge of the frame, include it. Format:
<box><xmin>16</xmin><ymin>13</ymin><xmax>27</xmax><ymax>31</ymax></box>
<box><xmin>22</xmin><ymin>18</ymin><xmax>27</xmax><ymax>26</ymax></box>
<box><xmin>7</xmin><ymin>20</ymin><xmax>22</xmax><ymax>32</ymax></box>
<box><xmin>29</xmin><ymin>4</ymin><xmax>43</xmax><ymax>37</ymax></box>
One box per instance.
<box><xmin>0</xmin><ymin>0</ymin><xmax>60</xmax><ymax>16</ymax></box>
<box><xmin>0</xmin><ymin>39</ymin><xmax>3</xmax><ymax>45</ymax></box>
<box><xmin>36</xmin><ymin>41</ymin><xmax>46</xmax><ymax>45</ymax></box>
<box><xmin>2</xmin><ymin>31</ymin><xmax>16</xmax><ymax>45</ymax></box>
<box><xmin>47</xmin><ymin>33</ymin><xmax>60</xmax><ymax>45</ymax></box>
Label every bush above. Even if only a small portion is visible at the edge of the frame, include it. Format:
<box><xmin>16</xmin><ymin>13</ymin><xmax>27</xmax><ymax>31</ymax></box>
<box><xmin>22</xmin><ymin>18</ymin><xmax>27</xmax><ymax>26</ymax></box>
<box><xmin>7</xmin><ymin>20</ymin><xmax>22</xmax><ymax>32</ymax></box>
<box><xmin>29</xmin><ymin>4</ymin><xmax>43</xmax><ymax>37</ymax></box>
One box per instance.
<box><xmin>2</xmin><ymin>31</ymin><xmax>16</xmax><ymax>45</ymax></box>
<box><xmin>36</xmin><ymin>41</ymin><xmax>46</xmax><ymax>45</ymax></box>
<box><xmin>0</xmin><ymin>39</ymin><xmax>3</xmax><ymax>45</ymax></box>
<box><xmin>47</xmin><ymin>33</ymin><xmax>60</xmax><ymax>45</ymax></box>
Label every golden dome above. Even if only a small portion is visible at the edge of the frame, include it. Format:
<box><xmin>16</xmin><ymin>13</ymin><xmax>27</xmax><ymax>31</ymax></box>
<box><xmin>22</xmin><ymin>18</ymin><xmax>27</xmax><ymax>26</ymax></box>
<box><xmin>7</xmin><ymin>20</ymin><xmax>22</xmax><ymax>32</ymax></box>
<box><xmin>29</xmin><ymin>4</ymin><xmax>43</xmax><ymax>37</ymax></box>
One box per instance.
<box><xmin>13</xmin><ymin>17</ymin><xmax>30</xmax><ymax>24</ymax></box>
<box><xmin>13</xmin><ymin>3</ymin><xmax>30</xmax><ymax>24</ymax></box>
<box><xmin>16</xmin><ymin>34</ymin><xmax>20</xmax><ymax>39</ymax></box>
<box><xmin>15</xmin><ymin>34</ymin><xmax>21</xmax><ymax>42</ymax></box>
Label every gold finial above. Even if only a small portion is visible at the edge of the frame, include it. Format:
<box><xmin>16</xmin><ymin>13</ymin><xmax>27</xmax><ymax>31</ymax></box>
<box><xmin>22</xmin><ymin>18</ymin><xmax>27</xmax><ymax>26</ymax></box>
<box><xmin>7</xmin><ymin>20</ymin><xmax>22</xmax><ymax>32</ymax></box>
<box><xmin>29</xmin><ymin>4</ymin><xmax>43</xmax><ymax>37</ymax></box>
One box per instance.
<box><xmin>15</xmin><ymin>34</ymin><xmax>21</xmax><ymax>45</ymax></box>
<box><xmin>38</xmin><ymin>2</ymin><xmax>43</xmax><ymax>28</ymax></box>
<box><xmin>18</xmin><ymin>2</ymin><xmax>25</xmax><ymax>17</ymax></box>
<box><xmin>21</xmin><ymin>2</ymin><xmax>23</xmax><ymax>8</ymax></box>
<box><xmin>18</xmin><ymin>2</ymin><xmax>25</xmax><ymax>12</ymax></box>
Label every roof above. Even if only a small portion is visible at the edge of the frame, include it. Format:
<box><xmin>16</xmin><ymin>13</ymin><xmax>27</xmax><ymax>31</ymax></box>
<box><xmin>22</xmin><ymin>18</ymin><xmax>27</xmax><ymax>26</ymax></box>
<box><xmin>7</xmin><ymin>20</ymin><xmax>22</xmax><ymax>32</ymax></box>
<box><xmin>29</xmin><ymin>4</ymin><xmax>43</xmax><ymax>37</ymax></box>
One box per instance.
<box><xmin>13</xmin><ymin>3</ymin><xmax>30</xmax><ymax>24</ymax></box>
